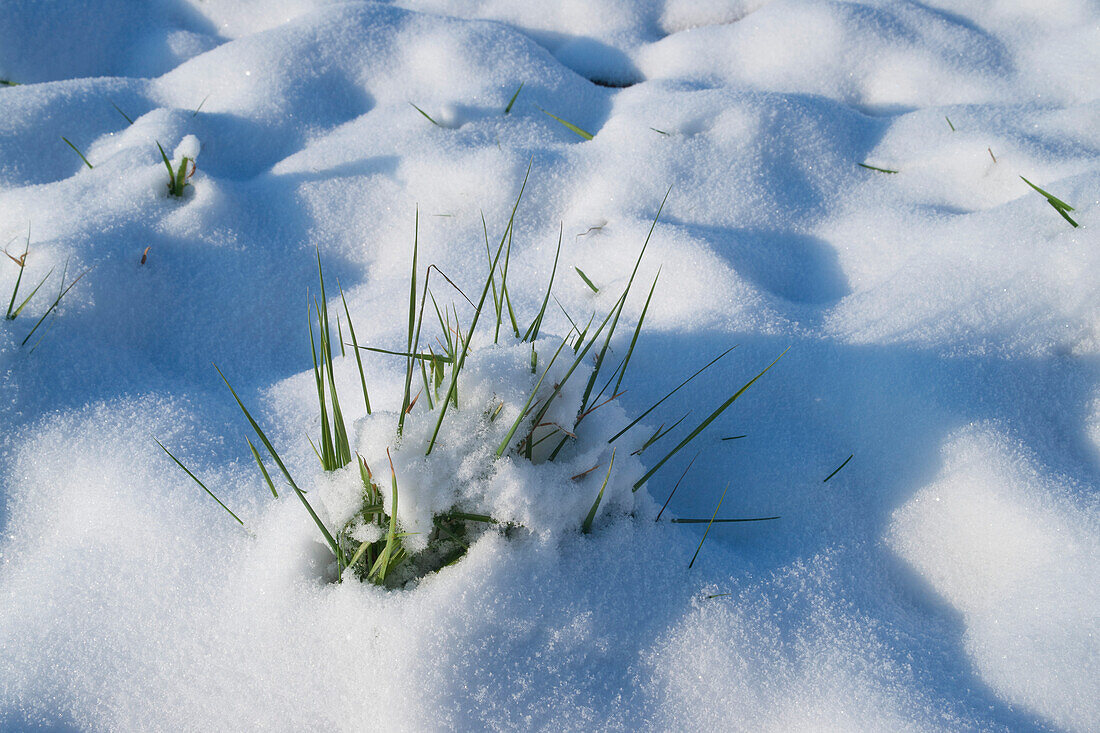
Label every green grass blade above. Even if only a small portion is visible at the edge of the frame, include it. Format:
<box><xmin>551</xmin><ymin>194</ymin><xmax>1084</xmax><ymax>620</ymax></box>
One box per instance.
<box><xmin>655</xmin><ymin>452</ymin><xmax>698</xmax><ymax>521</ymax></box>
<box><xmin>688</xmin><ymin>482</ymin><xmax>727</xmax><ymax>568</ymax></box>
<box><xmin>496</xmin><ymin>336</ymin><xmax>569</xmax><ymax>457</ymax></box>
<box><xmin>582</xmin><ymin>449</ymin><xmax>615</xmax><ymax>533</ymax></box>
<box><xmin>609</xmin><ymin>347</ymin><xmax>735</xmax><ymax>444</ymax></box>
<box><xmin>574</xmin><ymin>266</ymin><xmax>599</xmax><ymax>293</ymax></box>
<box><xmin>339</xmin><ymin>282</ymin><xmax>371</xmax><ymax>415</ymax></box>
<box><xmin>1020</xmin><ymin>176</ymin><xmax>1078</xmax><ymax>227</ymax></box>
<box><xmin>523</xmin><ymin>224</ymin><xmax>562</xmax><ymax>342</ymax></box>
<box><xmin>858</xmin><ymin>162</ymin><xmax>898</xmax><ymax>174</ymax></box>
<box><xmin>580</xmin><ymin>187</ymin><xmax>670</xmax><ymax>411</ymax></box>
<box><xmin>9</xmin><ymin>268</ymin><xmax>53</xmax><ymax>320</ymax></box>
<box><xmin>527</xmin><ymin>295</ymin><xmax>619</xmax><ymax>433</ymax></box>
<box><xmin>823</xmin><ymin>453</ymin><xmax>853</xmax><ymax>483</ymax></box>
<box><xmin>315</xmin><ymin>251</ymin><xmax>350</xmax><ymax>467</ymax></box>
<box><xmin>5</xmin><ymin>227</ymin><xmax>32</xmax><ymax>320</ymax></box>
<box><xmin>155</xmin><ymin>438</ymin><xmax>244</xmax><ymax>525</ymax></box>
<box><xmin>504</xmin><ymin>82</ymin><xmax>524</xmax><ymax>114</ymax></box>
<box><xmin>945</xmin><ymin>116</ymin><xmax>955</xmax><ymax>131</ymax></box>
<box><xmin>21</xmin><ymin>261</ymin><xmax>89</xmax><ymax>347</ymax></box>
<box><xmin>674</xmin><ymin>516</ymin><xmax>779</xmax><ymax>524</ymax></box>
<box><xmin>247</xmin><ymin>437</ymin><xmax>278</xmax><ymax>497</ymax></box>
<box><xmin>156</xmin><ymin>141</ymin><xmax>174</xmax><ymax>177</ymax></box>
<box><xmin>427</xmin><ymin>163</ymin><xmax>531</xmax><ymax>455</ymax></box>
<box><xmin>308</xmin><ymin>298</ymin><xmax>335</xmax><ymax>469</ymax></box>
<box><xmin>614</xmin><ymin>268</ymin><xmax>659</xmax><ymax>395</ymax></box>
<box><xmin>633</xmin><ymin>348</ymin><xmax>788</xmax><ymax>491</ymax></box>
<box><xmin>214</xmin><ymin>364</ymin><xmax>340</xmax><ymax>558</ymax></box>
<box><xmin>538</xmin><ymin>107</ymin><xmax>593</xmax><ymax>140</ymax></box>
<box><xmin>399</xmin><ymin>211</ymin><xmax>419</xmax><ymax>437</ymax></box>
<box><xmin>410</xmin><ymin>103</ymin><xmax>440</xmax><ymax>126</ymax></box>
<box><xmin>62</xmin><ymin>137</ymin><xmax>93</xmax><ymax>169</ymax></box>
<box><xmin>110</xmin><ymin>100</ymin><xmax>134</xmax><ymax>125</ymax></box>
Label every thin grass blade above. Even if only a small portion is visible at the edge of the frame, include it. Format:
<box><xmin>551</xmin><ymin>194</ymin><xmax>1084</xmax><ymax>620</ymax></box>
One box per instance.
<box><xmin>633</xmin><ymin>348</ymin><xmax>788</xmax><ymax>491</ymax></box>
<box><xmin>155</xmin><ymin>439</ymin><xmax>244</xmax><ymax>525</ymax></box>
<box><xmin>582</xmin><ymin>449</ymin><xmax>616</xmax><ymax>533</ymax></box>
<box><xmin>688</xmin><ymin>482</ymin><xmax>728</xmax><ymax>568</ymax></box>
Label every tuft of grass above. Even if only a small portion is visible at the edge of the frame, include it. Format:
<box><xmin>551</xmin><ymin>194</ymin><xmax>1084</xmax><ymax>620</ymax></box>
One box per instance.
<box><xmin>537</xmin><ymin>106</ymin><xmax>593</xmax><ymax>140</ymax></box>
<box><xmin>1020</xmin><ymin>176</ymin><xmax>1078</xmax><ymax>227</ymax></box>
<box><xmin>156</xmin><ymin>141</ymin><xmax>194</xmax><ymax>198</ymax></box>
<box><xmin>62</xmin><ymin>137</ymin><xmax>93</xmax><ymax>169</ymax></box>
<box><xmin>0</xmin><ymin>79</ymin><xmax>19</xmax><ymax>87</ymax></box>
<box><xmin>155</xmin><ymin>439</ymin><xmax>244</xmax><ymax>525</ymax></box>
<box><xmin>410</xmin><ymin>102</ymin><xmax>441</xmax><ymax>126</ymax></box>
<box><xmin>504</xmin><ymin>82</ymin><xmax>524</xmax><ymax>114</ymax></box>
<box><xmin>858</xmin><ymin>162</ymin><xmax>898</xmax><ymax>174</ymax></box>
<box><xmin>823</xmin><ymin>453</ymin><xmax>853</xmax><ymax>483</ymax></box>
<box><xmin>179</xmin><ymin>174</ymin><xmax>789</xmax><ymax>588</ymax></box>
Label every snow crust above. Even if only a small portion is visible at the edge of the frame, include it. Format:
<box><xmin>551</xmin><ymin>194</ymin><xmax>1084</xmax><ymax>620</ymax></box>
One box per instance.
<box><xmin>1</xmin><ymin>0</ymin><xmax>1097</xmax><ymax>730</ymax></box>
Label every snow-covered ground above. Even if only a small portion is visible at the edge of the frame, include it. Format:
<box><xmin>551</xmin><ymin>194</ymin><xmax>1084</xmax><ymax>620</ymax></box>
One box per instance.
<box><xmin>1</xmin><ymin>1</ymin><xmax>1098</xmax><ymax>730</ymax></box>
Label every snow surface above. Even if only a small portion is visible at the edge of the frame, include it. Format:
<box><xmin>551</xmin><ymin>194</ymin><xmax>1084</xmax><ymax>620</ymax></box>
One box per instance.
<box><xmin>1</xmin><ymin>0</ymin><xmax>1098</xmax><ymax>730</ymax></box>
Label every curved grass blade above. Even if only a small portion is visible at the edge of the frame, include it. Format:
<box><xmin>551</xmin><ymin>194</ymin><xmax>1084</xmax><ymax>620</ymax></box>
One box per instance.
<box><xmin>823</xmin><ymin>454</ymin><xmax>853</xmax><ymax>483</ymax></box>
<box><xmin>155</xmin><ymin>438</ymin><xmax>243</xmax><ymax>525</ymax></box>
<box><xmin>62</xmin><ymin>137</ymin><xmax>93</xmax><ymax>169</ymax></box>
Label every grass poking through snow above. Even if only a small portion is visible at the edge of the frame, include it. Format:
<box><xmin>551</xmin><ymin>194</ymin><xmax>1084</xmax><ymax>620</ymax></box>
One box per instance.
<box><xmin>62</xmin><ymin>137</ymin><xmax>93</xmax><ymax>169</ymax></box>
<box><xmin>1020</xmin><ymin>176</ymin><xmax>1078</xmax><ymax>227</ymax></box>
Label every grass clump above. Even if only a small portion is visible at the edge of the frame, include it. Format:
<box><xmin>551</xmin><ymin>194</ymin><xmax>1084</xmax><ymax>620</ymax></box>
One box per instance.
<box><xmin>163</xmin><ymin>174</ymin><xmax>786</xmax><ymax>586</ymax></box>
<box><xmin>157</xmin><ymin>141</ymin><xmax>194</xmax><ymax>198</ymax></box>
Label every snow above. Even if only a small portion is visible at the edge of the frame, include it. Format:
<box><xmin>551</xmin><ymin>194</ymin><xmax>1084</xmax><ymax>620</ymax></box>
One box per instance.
<box><xmin>1</xmin><ymin>0</ymin><xmax>1097</xmax><ymax>730</ymax></box>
